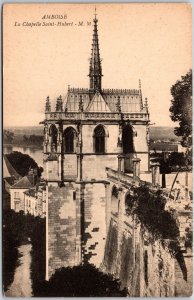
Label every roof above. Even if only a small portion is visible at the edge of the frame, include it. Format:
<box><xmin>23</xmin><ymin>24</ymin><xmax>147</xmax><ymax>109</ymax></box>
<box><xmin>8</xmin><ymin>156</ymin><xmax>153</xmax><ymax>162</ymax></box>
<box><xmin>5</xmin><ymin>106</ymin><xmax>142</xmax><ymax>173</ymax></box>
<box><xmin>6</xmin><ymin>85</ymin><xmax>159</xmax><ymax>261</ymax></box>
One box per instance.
<box><xmin>86</xmin><ymin>92</ymin><xmax>111</xmax><ymax>112</ymax></box>
<box><xmin>4</xmin><ymin>176</ymin><xmax>15</xmax><ymax>186</ymax></box>
<box><xmin>3</xmin><ymin>155</ymin><xmax>21</xmax><ymax>180</ymax></box>
<box><xmin>24</xmin><ymin>188</ymin><xmax>37</xmax><ymax>197</ymax></box>
<box><xmin>64</xmin><ymin>88</ymin><xmax>143</xmax><ymax>113</ymax></box>
<box><xmin>11</xmin><ymin>176</ymin><xmax>34</xmax><ymax>189</ymax></box>
<box><xmin>150</xmin><ymin>143</ymin><xmax>178</xmax><ymax>152</ymax></box>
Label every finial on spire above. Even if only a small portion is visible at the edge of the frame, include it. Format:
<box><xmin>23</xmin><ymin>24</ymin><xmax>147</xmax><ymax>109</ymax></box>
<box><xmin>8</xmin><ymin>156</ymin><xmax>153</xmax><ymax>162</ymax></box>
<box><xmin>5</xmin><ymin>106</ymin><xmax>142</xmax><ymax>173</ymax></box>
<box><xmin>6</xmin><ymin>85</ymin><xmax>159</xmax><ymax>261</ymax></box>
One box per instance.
<box><xmin>139</xmin><ymin>79</ymin><xmax>141</xmax><ymax>90</ymax></box>
<box><xmin>79</xmin><ymin>95</ymin><xmax>84</xmax><ymax>112</ymax></box>
<box><xmin>56</xmin><ymin>95</ymin><xmax>63</xmax><ymax>112</ymax></box>
<box><xmin>145</xmin><ymin>97</ymin><xmax>148</xmax><ymax>107</ymax></box>
<box><xmin>45</xmin><ymin>96</ymin><xmax>51</xmax><ymax>112</ymax></box>
<box><xmin>94</xmin><ymin>6</ymin><xmax>97</xmax><ymax>20</ymax></box>
<box><xmin>139</xmin><ymin>79</ymin><xmax>144</xmax><ymax>110</ymax></box>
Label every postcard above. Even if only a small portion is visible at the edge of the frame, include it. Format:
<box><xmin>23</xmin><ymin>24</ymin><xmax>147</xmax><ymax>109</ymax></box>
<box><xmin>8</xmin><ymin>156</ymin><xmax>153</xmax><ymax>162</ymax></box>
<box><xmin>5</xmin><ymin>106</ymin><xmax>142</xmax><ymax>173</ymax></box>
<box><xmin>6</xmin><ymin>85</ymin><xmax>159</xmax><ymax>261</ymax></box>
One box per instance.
<box><xmin>3</xmin><ymin>3</ymin><xmax>192</xmax><ymax>297</ymax></box>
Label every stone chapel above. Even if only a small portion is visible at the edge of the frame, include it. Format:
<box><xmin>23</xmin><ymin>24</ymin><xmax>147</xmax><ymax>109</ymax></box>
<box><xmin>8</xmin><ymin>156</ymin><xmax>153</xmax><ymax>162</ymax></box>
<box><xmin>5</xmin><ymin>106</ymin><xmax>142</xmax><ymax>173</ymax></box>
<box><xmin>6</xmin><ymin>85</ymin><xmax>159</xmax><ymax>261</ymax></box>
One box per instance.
<box><xmin>42</xmin><ymin>12</ymin><xmax>150</xmax><ymax>279</ymax></box>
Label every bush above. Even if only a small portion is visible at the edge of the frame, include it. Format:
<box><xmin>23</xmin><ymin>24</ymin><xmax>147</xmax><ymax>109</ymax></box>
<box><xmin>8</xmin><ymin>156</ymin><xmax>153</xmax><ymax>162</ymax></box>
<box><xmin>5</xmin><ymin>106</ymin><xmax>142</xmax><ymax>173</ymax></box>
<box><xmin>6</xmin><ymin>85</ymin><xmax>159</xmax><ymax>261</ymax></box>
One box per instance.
<box><xmin>35</xmin><ymin>264</ymin><xmax>127</xmax><ymax>297</ymax></box>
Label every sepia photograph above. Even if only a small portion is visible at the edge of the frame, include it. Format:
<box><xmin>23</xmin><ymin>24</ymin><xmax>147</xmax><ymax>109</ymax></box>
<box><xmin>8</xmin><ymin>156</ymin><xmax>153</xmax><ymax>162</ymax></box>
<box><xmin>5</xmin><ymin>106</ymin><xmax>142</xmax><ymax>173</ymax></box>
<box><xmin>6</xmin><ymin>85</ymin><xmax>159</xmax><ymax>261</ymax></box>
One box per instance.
<box><xmin>2</xmin><ymin>3</ymin><xmax>192</xmax><ymax>297</ymax></box>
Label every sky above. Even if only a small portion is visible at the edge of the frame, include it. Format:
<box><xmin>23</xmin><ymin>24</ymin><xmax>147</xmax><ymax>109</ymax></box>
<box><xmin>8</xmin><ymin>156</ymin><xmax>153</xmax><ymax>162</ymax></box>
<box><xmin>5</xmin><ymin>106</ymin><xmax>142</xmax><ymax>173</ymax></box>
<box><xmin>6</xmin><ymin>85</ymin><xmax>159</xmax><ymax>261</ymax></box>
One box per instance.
<box><xmin>3</xmin><ymin>3</ymin><xmax>192</xmax><ymax>127</ymax></box>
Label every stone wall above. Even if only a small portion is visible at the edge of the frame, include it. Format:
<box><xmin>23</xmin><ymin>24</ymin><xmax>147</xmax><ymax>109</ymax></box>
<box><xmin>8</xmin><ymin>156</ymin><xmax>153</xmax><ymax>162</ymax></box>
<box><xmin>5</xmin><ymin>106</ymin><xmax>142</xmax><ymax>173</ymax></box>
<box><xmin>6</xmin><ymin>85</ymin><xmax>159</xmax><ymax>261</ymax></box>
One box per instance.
<box><xmin>103</xmin><ymin>216</ymin><xmax>141</xmax><ymax>296</ymax></box>
<box><xmin>46</xmin><ymin>182</ymin><xmax>80</xmax><ymax>279</ymax></box>
<box><xmin>143</xmin><ymin>242</ymin><xmax>175</xmax><ymax>297</ymax></box>
<box><xmin>82</xmin><ymin>183</ymin><xmax>107</xmax><ymax>266</ymax></box>
<box><xmin>46</xmin><ymin>181</ymin><xmax>108</xmax><ymax>279</ymax></box>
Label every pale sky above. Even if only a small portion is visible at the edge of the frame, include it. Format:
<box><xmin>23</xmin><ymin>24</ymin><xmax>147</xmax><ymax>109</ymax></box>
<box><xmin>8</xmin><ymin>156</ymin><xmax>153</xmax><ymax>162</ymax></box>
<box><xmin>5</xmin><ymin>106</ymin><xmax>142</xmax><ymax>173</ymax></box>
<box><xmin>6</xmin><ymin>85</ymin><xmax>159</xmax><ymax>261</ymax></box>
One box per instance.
<box><xmin>3</xmin><ymin>3</ymin><xmax>192</xmax><ymax>127</ymax></box>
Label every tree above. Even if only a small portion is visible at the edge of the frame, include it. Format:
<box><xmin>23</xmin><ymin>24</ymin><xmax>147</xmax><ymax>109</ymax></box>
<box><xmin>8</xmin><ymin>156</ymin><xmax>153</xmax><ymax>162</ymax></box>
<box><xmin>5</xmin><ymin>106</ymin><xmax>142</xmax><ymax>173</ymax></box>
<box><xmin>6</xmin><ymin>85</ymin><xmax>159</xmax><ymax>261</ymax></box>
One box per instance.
<box><xmin>169</xmin><ymin>70</ymin><xmax>192</xmax><ymax>147</ymax></box>
<box><xmin>6</xmin><ymin>151</ymin><xmax>43</xmax><ymax>177</ymax></box>
<box><xmin>3</xmin><ymin>130</ymin><xmax>14</xmax><ymax>144</ymax></box>
<box><xmin>35</xmin><ymin>264</ymin><xmax>127</xmax><ymax>297</ymax></box>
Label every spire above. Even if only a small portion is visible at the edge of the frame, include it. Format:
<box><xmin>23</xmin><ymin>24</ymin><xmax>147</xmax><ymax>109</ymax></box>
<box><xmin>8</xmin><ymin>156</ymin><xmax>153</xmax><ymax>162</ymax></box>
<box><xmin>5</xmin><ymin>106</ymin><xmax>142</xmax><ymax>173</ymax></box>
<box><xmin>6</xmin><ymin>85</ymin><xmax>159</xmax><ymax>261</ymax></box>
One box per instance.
<box><xmin>89</xmin><ymin>7</ymin><xmax>103</xmax><ymax>91</ymax></box>
<box><xmin>56</xmin><ymin>95</ymin><xmax>63</xmax><ymax>112</ymax></box>
<box><xmin>139</xmin><ymin>79</ymin><xmax>143</xmax><ymax>109</ymax></box>
<box><xmin>45</xmin><ymin>96</ymin><xmax>51</xmax><ymax>112</ymax></box>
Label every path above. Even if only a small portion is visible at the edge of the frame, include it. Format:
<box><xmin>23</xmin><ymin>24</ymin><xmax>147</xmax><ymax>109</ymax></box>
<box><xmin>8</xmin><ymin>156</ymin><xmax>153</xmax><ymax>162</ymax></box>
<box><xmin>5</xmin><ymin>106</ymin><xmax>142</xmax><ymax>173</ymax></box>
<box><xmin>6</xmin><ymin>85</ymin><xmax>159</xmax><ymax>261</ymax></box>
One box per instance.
<box><xmin>5</xmin><ymin>244</ymin><xmax>32</xmax><ymax>297</ymax></box>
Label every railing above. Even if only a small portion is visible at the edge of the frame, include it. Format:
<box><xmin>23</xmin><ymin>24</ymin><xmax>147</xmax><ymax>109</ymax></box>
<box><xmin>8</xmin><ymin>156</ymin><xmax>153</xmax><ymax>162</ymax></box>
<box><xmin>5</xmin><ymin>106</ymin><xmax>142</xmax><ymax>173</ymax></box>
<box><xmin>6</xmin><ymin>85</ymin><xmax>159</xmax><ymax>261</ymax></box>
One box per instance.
<box><xmin>45</xmin><ymin>111</ymin><xmax>149</xmax><ymax>121</ymax></box>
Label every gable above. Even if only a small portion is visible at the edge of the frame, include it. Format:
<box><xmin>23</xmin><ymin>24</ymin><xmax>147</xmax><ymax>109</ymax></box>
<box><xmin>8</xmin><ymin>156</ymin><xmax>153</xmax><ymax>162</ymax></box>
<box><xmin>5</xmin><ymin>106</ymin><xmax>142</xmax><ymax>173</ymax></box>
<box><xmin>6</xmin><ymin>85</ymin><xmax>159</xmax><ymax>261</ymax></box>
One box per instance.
<box><xmin>86</xmin><ymin>92</ymin><xmax>111</xmax><ymax>112</ymax></box>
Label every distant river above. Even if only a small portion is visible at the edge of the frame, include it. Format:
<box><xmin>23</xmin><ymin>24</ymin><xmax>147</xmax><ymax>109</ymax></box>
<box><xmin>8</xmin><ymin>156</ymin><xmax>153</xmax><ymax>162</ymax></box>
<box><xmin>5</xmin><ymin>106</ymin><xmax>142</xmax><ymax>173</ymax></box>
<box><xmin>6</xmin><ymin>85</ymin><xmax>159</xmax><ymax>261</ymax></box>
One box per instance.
<box><xmin>3</xmin><ymin>145</ymin><xmax>43</xmax><ymax>168</ymax></box>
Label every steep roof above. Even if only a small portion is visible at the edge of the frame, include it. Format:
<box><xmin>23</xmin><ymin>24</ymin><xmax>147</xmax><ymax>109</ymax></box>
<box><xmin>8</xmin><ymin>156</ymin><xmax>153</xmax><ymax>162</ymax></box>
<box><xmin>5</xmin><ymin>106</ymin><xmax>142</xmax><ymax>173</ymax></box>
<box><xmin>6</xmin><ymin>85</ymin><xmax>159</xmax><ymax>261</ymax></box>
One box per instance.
<box><xmin>11</xmin><ymin>176</ymin><xmax>34</xmax><ymax>189</ymax></box>
<box><xmin>3</xmin><ymin>155</ymin><xmax>21</xmax><ymax>180</ymax></box>
<box><xmin>86</xmin><ymin>92</ymin><xmax>111</xmax><ymax>112</ymax></box>
<box><xmin>64</xmin><ymin>88</ymin><xmax>143</xmax><ymax>113</ymax></box>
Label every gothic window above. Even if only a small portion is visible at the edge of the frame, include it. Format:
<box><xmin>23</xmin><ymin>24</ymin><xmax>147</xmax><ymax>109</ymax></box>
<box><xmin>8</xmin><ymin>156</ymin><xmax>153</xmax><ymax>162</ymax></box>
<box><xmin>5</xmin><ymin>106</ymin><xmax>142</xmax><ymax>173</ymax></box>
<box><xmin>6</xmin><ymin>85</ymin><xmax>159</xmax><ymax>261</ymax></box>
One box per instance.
<box><xmin>122</xmin><ymin>125</ymin><xmax>134</xmax><ymax>154</ymax></box>
<box><xmin>63</xmin><ymin>127</ymin><xmax>76</xmax><ymax>153</ymax></box>
<box><xmin>94</xmin><ymin>125</ymin><xmax>105</xmax><ymax>154</ymax></box>
<box><xmin>49</xmin><ymin>124</ymin><xmax>58</xmax><ymax>151</ymax></box>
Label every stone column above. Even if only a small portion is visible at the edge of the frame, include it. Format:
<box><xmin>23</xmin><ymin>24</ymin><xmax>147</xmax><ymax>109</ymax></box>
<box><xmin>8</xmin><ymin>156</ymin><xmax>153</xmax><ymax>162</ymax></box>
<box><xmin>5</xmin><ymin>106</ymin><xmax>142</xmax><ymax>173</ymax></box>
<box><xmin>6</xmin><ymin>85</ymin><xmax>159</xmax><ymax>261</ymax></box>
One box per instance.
<box><xmin>118</xmin><ymin>155</ymin><xmax>125</xmax><ymax>174</ymax></box>
<box><xmin>150</xmin><ymin>162</ymin><xmax>160</xmax><ymax>187</ymax></box>
<box><xmin>132</xmin><ymin>158</ymin><xmax>141</xmax><ymax>179</ymax></box>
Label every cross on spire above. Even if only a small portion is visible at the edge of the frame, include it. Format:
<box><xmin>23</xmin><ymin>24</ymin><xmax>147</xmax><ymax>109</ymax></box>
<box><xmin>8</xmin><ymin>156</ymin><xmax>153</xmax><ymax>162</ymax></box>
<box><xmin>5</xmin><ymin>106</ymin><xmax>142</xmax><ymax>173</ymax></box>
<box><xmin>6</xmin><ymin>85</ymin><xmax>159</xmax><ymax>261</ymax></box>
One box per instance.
<box><xmin>94</xmin><ymin>6</ymin><xmax>97</xmax><ymax>19</ymax></box>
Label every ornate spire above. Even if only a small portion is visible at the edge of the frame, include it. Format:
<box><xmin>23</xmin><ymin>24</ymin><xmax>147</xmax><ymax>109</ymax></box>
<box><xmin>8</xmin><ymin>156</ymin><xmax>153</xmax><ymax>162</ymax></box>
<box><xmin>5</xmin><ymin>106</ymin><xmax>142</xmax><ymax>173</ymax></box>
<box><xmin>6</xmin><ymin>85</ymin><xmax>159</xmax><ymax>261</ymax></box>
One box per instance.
<box><xmin>89</xmin><ymin>7</ymin><xmax>103</xmax><ymax>91</ymax></box>
<box><xmin>56</xmin><ymin>95</ymin><xmax>63</xmax><ymax>112</ymax></box>
<box><xmin>139</xmin><ymin>79</ymin><xmax>143</xmax><ymax>109</ymax></box>
<box><xmin>79</xmin><ymin>95</ymin><xmax>84</xmax><ymax>112</ymax></box>
<box><xmin>45</xmin><ymin>96</ymin><xmax>51</xmax><ymax>112</ymax></box>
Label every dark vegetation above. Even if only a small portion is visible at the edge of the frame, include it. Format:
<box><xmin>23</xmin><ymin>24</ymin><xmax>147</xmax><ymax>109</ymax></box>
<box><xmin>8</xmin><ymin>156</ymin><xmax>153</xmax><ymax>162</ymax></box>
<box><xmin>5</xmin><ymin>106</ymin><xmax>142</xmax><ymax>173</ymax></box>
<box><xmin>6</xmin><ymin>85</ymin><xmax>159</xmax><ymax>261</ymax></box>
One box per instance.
<box><xmin>125</xmin><ymin>184</ymin><xmax>187</xmax><ymax>281</ymax></box>
<box><xmin>170</xmin><ymin>70</ymin><xmax>192</xmax><ymax>148</ymax></box>
<box><xmin>6</xmin><ymin>151</ymin><xmax>43</xmax><ymax>177</ymax></box>
<box><xmin>3</xmin><ymin>130</ymin><xmax>14</xmax><ymax>144</ymax></box>
<box><xmin>34</xmin><ymin>264</ymin><xmax>127</xmax><ymax>297</ymax></box>
<box><xmin>150</xmin><ymin>151</ymin><xmax>192</xmax><ymax>173</ymax></box>
<box><xmin>3</xmin><ymin>210</ymin><xmax>46</xmax><ymax>293</ymax></box>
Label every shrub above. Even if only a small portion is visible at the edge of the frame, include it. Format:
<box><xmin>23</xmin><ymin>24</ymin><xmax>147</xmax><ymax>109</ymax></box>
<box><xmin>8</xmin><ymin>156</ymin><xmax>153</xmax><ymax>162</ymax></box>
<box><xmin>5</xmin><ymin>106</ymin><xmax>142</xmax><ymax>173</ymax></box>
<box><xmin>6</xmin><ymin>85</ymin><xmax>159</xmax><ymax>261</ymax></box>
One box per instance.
<box><xmin>35</xmin><ymin>264</ymin><xmax>127</xmax><ymax>297</ymax></box>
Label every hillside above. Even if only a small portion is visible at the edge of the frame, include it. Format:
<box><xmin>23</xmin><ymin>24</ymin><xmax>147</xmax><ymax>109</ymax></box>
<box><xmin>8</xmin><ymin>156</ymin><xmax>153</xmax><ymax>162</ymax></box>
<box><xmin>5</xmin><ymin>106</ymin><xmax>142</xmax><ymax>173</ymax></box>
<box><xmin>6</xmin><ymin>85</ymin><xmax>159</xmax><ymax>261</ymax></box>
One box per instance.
<box><xmin>4</xmin><ymin>125</ymin><xmax>180</xmax><ymax>141</ymax></box>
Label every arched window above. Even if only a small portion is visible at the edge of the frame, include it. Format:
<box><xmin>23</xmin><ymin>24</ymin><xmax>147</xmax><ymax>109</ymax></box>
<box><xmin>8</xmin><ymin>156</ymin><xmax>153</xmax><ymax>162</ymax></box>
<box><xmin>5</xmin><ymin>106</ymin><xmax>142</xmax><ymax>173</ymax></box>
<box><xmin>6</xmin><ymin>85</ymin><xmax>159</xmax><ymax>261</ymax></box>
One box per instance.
<box><xmin>49</xmin><ymin>124</ymin><xmax>58</xmax><ymax>151</ymax></box>
<box><xmin>122</xmin><ymin>125</ymin><xmax>134</xmax><ymax>154</ymax></box>
<box><xmin>94</xmin><ymin>125</ymin><xmax>105</xmax><ymax>154</ymax></box>
<box><xmin>63</xmin><ymin>127</ymin><xmax>76</xmax><ymax>153</ymax></box>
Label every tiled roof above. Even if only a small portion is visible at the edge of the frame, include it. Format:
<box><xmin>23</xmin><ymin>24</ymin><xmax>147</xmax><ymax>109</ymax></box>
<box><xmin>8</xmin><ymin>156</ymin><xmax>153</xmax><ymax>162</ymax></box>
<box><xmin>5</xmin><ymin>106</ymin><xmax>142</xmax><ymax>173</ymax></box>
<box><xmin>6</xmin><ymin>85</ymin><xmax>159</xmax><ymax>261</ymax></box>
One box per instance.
<box><xmin>11</xmin><ymin>176</ymin><xmax>34</xmax><ymax>189</ymax></box>
<box><xmin>4</xmin><ymin>176</ymin><xmax>15</xmax><ymax>186</ymax></box>
<box><xmin>24</xmin><ymin>188</ymin><xmax>37</xmax><ymax>197</ymax></box>
<box><xmin>64</xmin><ymin>88</ymin><xmax>143</xmax><ymax>113</ymax></box>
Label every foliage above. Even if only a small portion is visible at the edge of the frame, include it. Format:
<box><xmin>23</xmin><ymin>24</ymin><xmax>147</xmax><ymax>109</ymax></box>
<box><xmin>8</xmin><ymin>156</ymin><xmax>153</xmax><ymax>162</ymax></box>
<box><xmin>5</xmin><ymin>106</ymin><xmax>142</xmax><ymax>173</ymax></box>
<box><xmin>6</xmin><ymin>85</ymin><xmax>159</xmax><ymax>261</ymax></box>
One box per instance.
<box><xmin>150</xmin><ymin>151</ymin><xmax>192</xmax><ymax>173</ymax></box>
<box><xmin>169</xmin><ymin>70</ymin><xmax>192</xmax><ymax>147</ymax></box>
<box><xmin>35</xmin><ymin>264</ymin><xmax>127</xmax><ymax>297</ymax></box>
<box><xmin>3</xmin><ymin>210</ymin><xmax>46</xmax><ymax>292</ymax></box>
<box><xmin>3</xmin><ymin>130</ymin><xmax>14</xmax><ymax>144</ymax></box>
<box><xmin>6</xmin><ymin>151</ymin><xmax>43</xmax><ymax>177</ymax></box>
<box><xmin>125</xmin><ymin>184</ymin><xmax>187</xmax><ymax>280</ymax></box>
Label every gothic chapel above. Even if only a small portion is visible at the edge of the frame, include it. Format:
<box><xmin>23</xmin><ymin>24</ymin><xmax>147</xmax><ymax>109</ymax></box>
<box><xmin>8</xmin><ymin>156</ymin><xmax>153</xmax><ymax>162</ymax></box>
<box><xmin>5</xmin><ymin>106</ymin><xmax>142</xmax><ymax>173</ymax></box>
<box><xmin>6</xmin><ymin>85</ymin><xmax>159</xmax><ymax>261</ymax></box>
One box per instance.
<box><xmin>42</xmin><ymin>12</ymin><xmax>150</xmax><ymax>279</ymax></box>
